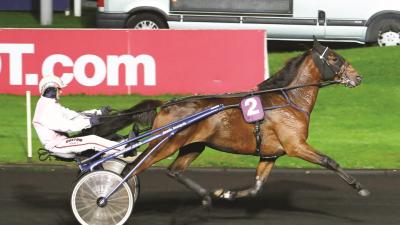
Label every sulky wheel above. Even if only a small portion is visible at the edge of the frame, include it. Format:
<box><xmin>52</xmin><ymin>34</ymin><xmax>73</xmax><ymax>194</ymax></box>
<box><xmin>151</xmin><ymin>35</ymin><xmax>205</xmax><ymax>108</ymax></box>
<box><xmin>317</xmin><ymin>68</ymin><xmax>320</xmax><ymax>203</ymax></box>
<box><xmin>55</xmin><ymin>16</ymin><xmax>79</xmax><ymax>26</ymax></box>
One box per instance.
<box><xmin>102</xmin><ymin>158</ymin><xmax>140</xmax><ymax>202</ymax></box>
<box><xmin>71</xmin><ymin>170</ymin><xmax>135</xmax><ymax>225</ymax></box>
<box><xmin>102</xmin><ymin>158</ymin><xmax>127</xmax><ymax>174</ymax></box>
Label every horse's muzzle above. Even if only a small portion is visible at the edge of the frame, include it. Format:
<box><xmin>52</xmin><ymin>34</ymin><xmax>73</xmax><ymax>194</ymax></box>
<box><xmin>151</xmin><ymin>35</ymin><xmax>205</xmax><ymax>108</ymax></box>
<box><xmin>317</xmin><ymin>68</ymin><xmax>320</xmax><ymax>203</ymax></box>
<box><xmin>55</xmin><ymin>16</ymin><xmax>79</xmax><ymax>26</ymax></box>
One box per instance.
<box><xmin>343</xmin><ymin>75</ymin><xmax>362</xmax><ymax>88</ymax></box>
<box><xmin>355</xmin><ymin>75</ymin><xmax>363</xmax><ymax>86</ymax></box>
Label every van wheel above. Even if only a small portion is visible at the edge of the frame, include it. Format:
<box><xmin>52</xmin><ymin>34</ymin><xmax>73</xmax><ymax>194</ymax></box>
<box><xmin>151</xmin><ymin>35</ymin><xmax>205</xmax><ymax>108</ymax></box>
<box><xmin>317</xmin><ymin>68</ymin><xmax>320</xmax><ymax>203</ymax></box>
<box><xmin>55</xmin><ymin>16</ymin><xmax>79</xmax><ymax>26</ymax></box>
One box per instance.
<box><xmin>368</xmin><ymin>18</ymin><xmax>400</xmax><ymax>46</ymax></box>
<box><xmin>126</xmin><ymin>13</ymin><xmax>168</xmax><ymax>29</ymax></box>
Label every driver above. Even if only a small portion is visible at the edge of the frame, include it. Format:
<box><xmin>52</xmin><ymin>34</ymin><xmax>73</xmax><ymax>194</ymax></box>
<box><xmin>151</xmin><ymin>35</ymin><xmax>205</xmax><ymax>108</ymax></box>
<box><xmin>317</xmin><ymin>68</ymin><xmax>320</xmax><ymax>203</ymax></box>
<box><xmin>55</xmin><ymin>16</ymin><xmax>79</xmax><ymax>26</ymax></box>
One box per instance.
<box><xmin>32</xmin><ymin>76</ymin><xmax>127</xmax><ymax>159</ymax></box>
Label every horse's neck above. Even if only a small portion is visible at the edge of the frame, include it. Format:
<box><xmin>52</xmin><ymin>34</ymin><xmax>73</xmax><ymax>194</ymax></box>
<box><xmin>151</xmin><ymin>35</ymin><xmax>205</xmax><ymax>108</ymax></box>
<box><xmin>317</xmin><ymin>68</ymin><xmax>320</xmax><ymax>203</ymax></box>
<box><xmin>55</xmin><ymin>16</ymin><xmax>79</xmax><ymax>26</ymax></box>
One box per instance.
<box><xmin>287</xmin><ymin>57</ymin><xmax>322</xmax><ymax>113</ymax></box>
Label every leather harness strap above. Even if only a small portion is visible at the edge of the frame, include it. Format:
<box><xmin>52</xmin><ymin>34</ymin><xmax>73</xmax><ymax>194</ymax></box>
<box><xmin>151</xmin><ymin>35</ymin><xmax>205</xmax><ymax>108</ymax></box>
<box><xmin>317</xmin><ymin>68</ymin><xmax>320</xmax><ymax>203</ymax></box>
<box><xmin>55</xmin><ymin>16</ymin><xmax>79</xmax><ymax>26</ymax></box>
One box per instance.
<box><xmin>254</xmin><ymin>120</ymin><xmax>262</xmax><ymax>156</ymax></box>
<box><xmin>253</xmin><ymin>120</ymin><xmax>281</xmax><ymax>162</ymax></box>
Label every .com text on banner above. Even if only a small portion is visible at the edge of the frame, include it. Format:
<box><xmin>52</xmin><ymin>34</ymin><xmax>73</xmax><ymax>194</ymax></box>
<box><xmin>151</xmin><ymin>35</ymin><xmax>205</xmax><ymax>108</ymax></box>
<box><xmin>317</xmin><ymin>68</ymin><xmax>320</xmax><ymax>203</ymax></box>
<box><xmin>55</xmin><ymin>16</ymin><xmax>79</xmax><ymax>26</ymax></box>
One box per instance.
<box><xmin>0</xmin><ymin>29</ymin><xmax>267</xmax><ymax>95</ymax></box>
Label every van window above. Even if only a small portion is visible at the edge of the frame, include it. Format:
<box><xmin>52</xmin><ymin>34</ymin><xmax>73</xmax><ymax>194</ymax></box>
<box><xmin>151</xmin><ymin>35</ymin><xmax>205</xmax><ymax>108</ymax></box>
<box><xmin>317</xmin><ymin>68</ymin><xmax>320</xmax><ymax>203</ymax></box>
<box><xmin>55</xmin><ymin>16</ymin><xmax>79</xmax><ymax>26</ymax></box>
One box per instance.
<box><xmin>170</xmin><ymin>0</ymin><xmax>293</xmax><ymax>15</ymax></box>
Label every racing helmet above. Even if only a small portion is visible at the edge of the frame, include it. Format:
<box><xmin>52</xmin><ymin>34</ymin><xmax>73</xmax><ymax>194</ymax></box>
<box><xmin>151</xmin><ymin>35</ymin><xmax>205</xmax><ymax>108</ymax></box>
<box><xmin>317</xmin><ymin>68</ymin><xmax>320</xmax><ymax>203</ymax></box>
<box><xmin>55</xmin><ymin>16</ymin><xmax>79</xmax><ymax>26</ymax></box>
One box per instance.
<box><xmin>38</xmin><ymin>76</ymin><xmax>66</xmax><ymax>95</ymax></box>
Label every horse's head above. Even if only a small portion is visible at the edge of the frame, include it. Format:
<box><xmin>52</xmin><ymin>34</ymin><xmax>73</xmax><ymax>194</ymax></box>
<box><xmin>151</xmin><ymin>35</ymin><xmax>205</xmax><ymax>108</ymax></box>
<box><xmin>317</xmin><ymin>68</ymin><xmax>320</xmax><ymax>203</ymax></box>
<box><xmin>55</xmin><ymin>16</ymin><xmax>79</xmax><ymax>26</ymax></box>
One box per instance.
<box><xmin>312</xmin><ymin>38</ymin><xmax>362</xmax><ymax>88</ymax></box>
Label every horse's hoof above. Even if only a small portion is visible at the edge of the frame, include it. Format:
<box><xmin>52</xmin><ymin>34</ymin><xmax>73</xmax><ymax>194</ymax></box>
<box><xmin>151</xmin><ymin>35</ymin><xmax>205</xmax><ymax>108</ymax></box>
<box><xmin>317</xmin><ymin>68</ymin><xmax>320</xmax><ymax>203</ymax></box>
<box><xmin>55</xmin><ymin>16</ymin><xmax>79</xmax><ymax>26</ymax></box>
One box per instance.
<box><xmin>358</xmin><ymin>189</ymin><xmax>371</xmax><ymax>197</ymax></box>
<box><xmin>212</xmin><ymin>189</ymin><xmax>224</xmax><ymax>198</ymax></box>
<box><xmin>212</xmin><ymin>189</ymin><xmax>234</xmax><ymax>201</ymax></box>
<box><xmin>201</xmin><ymin>195</ymin><xmax>212</xmax><ymax>207</ymax></box>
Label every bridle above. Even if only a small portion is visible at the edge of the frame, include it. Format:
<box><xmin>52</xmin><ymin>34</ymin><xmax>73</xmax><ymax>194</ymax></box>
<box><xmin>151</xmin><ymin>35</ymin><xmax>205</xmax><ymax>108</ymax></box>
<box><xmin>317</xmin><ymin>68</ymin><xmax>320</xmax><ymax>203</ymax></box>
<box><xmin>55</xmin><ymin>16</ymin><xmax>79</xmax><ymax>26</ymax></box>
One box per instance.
<box><xmin>312</xmin><ymin>45</ymin><xmax>349</xmax><ymax>82</ymax></box>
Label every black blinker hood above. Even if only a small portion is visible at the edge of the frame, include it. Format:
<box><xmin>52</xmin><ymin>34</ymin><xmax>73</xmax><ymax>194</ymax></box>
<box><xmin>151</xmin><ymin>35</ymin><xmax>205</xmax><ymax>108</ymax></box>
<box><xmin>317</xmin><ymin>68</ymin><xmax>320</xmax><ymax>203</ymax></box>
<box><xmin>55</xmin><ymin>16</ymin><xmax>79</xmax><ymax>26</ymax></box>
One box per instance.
<box><xmin>311</xmin><ymin>37</ymin><xmax>345</xmax><ymax>81</ymax></box>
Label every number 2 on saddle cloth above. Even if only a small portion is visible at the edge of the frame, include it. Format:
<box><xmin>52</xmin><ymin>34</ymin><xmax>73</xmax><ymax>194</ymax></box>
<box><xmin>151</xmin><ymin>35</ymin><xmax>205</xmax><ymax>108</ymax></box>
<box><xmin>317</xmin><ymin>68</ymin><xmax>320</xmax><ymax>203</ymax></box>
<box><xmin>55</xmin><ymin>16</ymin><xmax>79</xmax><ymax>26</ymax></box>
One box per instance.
<box><xmin>240</xmin><ymin>96</ymin><xmax>265</xmax><ymax>123</ymax></box>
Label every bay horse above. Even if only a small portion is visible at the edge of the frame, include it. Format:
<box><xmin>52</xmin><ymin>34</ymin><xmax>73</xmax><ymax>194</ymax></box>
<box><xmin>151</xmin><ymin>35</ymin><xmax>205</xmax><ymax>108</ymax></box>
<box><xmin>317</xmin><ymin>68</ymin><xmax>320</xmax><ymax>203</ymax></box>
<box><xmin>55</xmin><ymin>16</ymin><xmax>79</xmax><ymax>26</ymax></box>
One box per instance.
<box><xmin>103</xmin><ymin>39</ymin><xmax>369</xmax><ymax>206</ymax></box>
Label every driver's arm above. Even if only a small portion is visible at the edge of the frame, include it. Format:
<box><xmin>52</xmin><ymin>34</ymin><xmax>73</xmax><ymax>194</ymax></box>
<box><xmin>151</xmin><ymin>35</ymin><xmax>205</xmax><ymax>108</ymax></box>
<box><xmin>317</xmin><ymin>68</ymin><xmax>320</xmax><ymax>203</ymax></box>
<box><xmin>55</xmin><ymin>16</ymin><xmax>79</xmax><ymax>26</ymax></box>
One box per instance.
<box><xmin>40</xmin><ymin>104</ymin><xmax>92</xmax><ymax>133</ymax></box>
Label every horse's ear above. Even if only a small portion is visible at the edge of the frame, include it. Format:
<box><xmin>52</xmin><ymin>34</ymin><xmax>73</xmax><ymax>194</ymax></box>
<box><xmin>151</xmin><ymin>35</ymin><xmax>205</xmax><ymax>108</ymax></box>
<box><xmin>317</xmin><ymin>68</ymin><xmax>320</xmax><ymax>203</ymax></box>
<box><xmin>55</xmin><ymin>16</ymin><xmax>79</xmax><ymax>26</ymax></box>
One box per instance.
<box><xmin>312</xmin><ymin>36</ymin><xmax>323</xmax><ymax>51</ymax></box>
<box><xmin>313</xmin><ymin>36</ymin><xmax>319</xmax><ymax>48</ymax></box>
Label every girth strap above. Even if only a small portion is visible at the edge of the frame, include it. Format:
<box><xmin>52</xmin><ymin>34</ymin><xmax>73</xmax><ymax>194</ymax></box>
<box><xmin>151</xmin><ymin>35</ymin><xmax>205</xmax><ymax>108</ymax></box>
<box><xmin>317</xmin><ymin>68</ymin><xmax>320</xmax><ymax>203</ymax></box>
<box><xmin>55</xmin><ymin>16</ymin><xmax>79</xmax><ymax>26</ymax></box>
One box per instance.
<box><xmin>254</xmin><ymin>121</ymin><xmax>262</xmax><ymax>156</ymax></box>
<box><xmin>253</xmin><ymin>121</ymin><xmax>281</xmax><ymax>162</ymax></box>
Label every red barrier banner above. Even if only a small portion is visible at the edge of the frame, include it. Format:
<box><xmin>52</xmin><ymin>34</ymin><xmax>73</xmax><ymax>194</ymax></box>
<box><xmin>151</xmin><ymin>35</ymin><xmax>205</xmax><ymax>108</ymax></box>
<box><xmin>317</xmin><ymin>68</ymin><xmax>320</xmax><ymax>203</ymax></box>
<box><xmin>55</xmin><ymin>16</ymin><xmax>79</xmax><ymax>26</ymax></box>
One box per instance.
<box><xmin>0</xmin><ymin>29</ymin><xmax>266</xmax><ymax>95</ymax></box>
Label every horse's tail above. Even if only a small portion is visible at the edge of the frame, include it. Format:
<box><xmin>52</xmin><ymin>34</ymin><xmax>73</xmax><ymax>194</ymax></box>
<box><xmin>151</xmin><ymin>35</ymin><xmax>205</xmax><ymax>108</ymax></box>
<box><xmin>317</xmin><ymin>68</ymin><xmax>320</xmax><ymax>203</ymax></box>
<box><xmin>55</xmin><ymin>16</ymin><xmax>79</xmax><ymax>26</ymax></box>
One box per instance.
<box><xmin>125</xmin><ymin>99</ymin><xmax>164</xmax><ymax>127</ymax></box>
<box><xmin>79</xmin><ymin>100</ymin><xmax>163</xmax><ymax>139</ymax></box>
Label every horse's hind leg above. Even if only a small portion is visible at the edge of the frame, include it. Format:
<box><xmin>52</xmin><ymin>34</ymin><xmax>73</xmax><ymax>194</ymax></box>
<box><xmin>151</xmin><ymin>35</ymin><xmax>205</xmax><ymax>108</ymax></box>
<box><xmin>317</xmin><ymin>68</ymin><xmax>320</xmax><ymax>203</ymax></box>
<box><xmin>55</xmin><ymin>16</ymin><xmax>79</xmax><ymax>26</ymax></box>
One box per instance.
<box><xmin>287</xmin><ymin>143</ymin><xmax>370</xmax><ymax>196</ymax></box>
<box><xmin>212</xmin><ymin>157</ymin><xmax>276</xmax><ymax>200</ymax></box>
<box><xmin>124</xmin><ymin>137</ymin><xmax>185</xmax><ymax>177</ymax></box>
<box><xmin>166</xmin><ymin>143</ymin><xmax>212</xmax><ymax>206</ymax></box>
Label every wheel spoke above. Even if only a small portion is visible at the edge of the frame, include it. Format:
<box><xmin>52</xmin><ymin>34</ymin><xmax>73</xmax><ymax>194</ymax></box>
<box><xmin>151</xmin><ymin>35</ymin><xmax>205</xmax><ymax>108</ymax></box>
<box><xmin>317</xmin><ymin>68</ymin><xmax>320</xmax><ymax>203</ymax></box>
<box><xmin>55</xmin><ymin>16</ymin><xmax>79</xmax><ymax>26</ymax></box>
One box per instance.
<box><xmin>81</xmin><ymin>182</ymin><xmax>98</xmax><ymax>197</ymax></box>
<box><xmin>80</xmin><ymin>205</ymin><xmax>97</xmax><ymax>223</ymax></box>
<box><xmin>109</xmin><ymin>195</ymin><xmax>130</xmax><ymax>201</ymax></box>
<box><xmin>76</xmin><ymin>201</ymin><xmax>96</xmax><ymax>211</ymax></box>
<box><xmin>109</xmin><ymin>201</ymin><xmax>129</xmax><ymax>210</ymax></box>
<box><xmin>108</xmin><ymin>204</ymin><xmax>126</xmax><ymax>220</ymax></box>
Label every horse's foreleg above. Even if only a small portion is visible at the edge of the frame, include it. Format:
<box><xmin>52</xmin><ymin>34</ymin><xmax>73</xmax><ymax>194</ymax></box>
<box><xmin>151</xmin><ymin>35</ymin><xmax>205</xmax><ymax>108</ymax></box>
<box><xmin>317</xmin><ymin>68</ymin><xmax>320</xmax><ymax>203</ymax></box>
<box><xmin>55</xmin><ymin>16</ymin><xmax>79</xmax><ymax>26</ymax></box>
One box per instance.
<box><xmin>319</xmin><ymin>154</ymin><xmax>370</xmax><ymax>196</ymax></box>
<box><xmin>287</xmin><ymin>143</ymin><xmax>370</xmax><ymax>197</ymax></box>
<box><xmin>167</xmin><ymin>143</ymin><xmax>212</xmax><ymax>206</ymax></box>
<box><xmin>213</xmin><ymin>158</ymin><xmax>276</xmax><ymax>200</ymax></box>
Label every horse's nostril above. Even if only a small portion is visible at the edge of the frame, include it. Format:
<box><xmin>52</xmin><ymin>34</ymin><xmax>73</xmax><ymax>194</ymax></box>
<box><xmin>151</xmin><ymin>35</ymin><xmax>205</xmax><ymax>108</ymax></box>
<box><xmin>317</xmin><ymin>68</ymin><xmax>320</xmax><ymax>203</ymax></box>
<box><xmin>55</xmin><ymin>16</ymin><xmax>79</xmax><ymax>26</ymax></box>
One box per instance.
<box><xmin>356</xmin><ymin>76</ymin><xmax>362</xmax><ymax>81</ymax></box>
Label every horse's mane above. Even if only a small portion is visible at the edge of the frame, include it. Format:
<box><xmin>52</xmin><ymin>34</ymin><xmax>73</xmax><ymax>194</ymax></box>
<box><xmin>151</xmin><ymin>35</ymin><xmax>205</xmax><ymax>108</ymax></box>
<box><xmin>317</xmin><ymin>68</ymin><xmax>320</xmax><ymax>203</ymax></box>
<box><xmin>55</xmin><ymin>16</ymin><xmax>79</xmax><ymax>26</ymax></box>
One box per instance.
<box><xmin>257</xmin><ymin>51</ymin><xmax>310</xmax><ymax>90</ymax></box>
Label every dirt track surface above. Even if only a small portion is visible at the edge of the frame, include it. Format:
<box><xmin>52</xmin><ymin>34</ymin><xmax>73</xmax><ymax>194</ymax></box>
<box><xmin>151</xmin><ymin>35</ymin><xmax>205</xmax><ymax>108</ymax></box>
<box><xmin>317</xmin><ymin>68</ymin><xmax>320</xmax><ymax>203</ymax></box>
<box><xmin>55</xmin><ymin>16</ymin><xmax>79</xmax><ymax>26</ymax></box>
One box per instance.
<box><xmin>0</xmin><ymin>165</ymin><xmax>399</xmax><ymax>225</ymax></box>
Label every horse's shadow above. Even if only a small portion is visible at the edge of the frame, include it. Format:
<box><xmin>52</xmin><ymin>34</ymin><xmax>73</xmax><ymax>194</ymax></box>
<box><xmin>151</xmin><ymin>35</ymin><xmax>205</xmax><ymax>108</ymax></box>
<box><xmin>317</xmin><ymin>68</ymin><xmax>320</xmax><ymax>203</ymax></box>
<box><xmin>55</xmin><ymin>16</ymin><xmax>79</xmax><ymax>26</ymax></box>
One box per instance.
<box><xmin>134</xmin><ymin>179</ymin><xmax>363</xmax><ymax>225</ymax></box>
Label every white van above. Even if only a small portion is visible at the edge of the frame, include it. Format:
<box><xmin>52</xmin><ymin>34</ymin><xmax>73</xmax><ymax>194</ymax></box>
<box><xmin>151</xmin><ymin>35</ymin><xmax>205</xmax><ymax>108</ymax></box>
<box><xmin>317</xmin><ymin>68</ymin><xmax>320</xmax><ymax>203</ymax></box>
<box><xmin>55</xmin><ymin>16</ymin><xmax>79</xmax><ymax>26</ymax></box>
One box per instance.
<box><xmin>96</xmin><ymin>0</ymin><xmax>400</xmax><ymax>46</ymax></box>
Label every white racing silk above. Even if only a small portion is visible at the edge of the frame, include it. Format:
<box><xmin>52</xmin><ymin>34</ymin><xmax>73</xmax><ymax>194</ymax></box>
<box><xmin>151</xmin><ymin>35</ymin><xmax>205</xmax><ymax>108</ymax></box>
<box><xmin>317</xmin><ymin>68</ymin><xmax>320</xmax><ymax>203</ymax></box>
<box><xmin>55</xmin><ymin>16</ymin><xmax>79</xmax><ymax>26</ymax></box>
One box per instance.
<box><xmin>32</xmin><ymin>97</ymin><xmax>124</xmax><ymax>158</ymax></box>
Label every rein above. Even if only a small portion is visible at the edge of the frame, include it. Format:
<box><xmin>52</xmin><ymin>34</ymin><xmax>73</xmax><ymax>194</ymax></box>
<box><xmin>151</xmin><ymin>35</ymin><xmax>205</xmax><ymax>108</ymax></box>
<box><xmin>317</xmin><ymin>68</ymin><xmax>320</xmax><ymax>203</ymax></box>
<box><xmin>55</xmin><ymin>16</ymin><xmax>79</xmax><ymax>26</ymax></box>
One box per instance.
<box><xmin>102</xmin><ymin>80</ymin><xmax>339</xmax><ymax>119</ymax></box>
<box><xmin>247</xmin><ymin>80</ymin><xmax>339</xmax><ymax>96</ymax></box>
<box><xmin>96</xmin><ymin>108</ymin><xmax>156</xmax><ymax>118</ymax></box>
<box><xmin>247</xmin><ymin>80</ymin><xmax>340</xmax><ymax>118</ymax></box>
